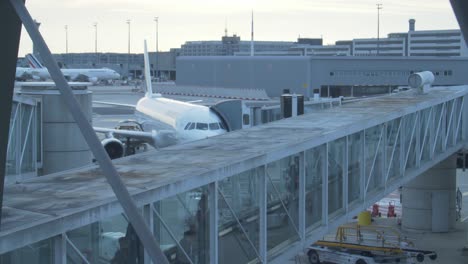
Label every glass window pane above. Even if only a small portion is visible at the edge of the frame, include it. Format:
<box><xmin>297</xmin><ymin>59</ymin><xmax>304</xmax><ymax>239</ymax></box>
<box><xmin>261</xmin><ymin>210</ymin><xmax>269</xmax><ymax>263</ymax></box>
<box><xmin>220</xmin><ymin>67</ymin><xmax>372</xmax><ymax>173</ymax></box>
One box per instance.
<box><xmin>266</xmin><ymin>154</ymin><xmax>300</xmax><ymax>260</ymax></box>
<box><xmin>66</xmin><ymin>213</ymin><xmax>145</xmax><ymax>264</ymax></box>
<box><xmin>328</xmin><ymin>138</ymin><xmax>345</xmax><ymax>216</ymax></box>
<box><xmin>348</xmin><ymin>133</ymin><xmax>362</xmax><ymax>205</ymax></box>
<box><xmin>305</xmin><ymin>145</ymin><xmax>324</xmax><ymax>231</ymax></box>
<box><xmin>196</xmin><ymin>123</ymin><xmax>208</xmax><ymax>130</ymax></box>
<box><xmin>218</xmin><ymin>168</ymin><xmax>261</xmax><ymax>264</ymax></box>
<box><xmin>420</xmin><ymin>109</ymin><xmax>431</xmax><ymax>163</ymax></box>
<box><xmin>0</xmin><ymin>238</ymin><xmax>54</xmax><ymax>264</ymax></box>
<box><xmin>219</xmin><ymin>122</ymin><xmax>226</xmax><ymax>130</ymax></box>
<box><xmin>433</xmin><ymin>104</ymin><xmax>444</xmax><ymax>156</ymax></box>
<box><xmin>209</xmin><ymin>123</ymin><xmax>219</xmax><ymax>130</ymax></box>
<box><xmin>387</xmin><ymin>118</ymin><xmax>402</xmax><ymax>181</ymax></box>
<box><xmin>154</xmin><ymin>186</ymin><xmax>210</xmax><ymax>264</ymax></box>
<box><xmin>21</xmin><ymin>105</ymin><xmax>34</xmax><ymax>174</ymax></box>
<box><xmin>365</xmin><ymin>125</ymin><xmax>384</xmax><ymax>194</ymax></box>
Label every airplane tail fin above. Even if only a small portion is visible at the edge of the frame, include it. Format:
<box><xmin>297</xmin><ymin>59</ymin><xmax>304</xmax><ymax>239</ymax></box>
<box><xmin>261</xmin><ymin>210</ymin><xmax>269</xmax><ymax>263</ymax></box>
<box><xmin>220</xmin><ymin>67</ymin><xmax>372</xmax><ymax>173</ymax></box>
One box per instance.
<box><xmin>143</xmin><ymin>40</ymin><xmax>154</xmax><ymax>98</ymax></box>
<box><xmin>26</xmin><ymin>53</ymin><xmax>44</xmax><ymax>69</ymax></box>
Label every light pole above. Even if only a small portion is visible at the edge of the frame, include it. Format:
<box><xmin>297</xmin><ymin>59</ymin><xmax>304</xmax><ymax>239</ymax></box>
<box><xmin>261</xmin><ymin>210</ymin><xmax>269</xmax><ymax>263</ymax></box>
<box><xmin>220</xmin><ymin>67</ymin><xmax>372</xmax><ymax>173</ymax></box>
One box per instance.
<box><xmin>377</xmin><ymin>3</ymin><xmax>383</xmax><ymax>56</ymax></box>
<box><xmin>126</xmin><ymin>19</ymin><xmax>131</xmax><ymax>54</ymax></box>
<box><xmin>64</xmin><ymin>25</ymin><xmax>68</xmax><ymax>53</ymax></box>
<box><xmin>93</xmin><ymin>22</ymin><xmax>98</xmax><ymax>65</ymax></box>
<box><xmin>93</xmin><ymin>22</ymin><xmax>98</xmax><ymax>53</ymax></box>
<box><xmin>126</xmin><ymin>19</ymin><xmax>131</xmax><ymax>79</ymax></box>
<box><xmin>154</xmin><ymin>17</ymin><xmax>158</xmax><ymax>79</ymax></box>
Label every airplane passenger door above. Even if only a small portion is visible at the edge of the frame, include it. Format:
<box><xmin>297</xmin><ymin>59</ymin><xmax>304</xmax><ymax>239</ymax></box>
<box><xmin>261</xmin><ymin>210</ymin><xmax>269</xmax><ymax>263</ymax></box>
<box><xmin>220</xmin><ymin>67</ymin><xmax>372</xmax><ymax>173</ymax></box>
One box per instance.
<box><xmin>242</xmin><ymin>103</ymin><xmax>252</xmax><ymax>129</ymax></box>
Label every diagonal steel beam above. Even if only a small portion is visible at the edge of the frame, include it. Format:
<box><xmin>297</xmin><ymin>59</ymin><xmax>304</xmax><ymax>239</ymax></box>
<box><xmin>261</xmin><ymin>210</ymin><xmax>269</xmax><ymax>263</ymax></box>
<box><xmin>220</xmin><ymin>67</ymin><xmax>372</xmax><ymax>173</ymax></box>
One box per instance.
<box><xmin>418</xmin><ymin>108</ymin><xmax>433</xmax><ymax>162</ymax></box>
<box><xmin>0</xmin><ymin>0</ymin><xmax>24</xmax><ymax>229</ymax></box>
<box><xmin>8</xmin><ymin>1</ymin><xmax>169</xmax><ymax>263</ymax></box>
<box><xmin>454</xmin><ymin>98</ymin><xmax>465</xmax><ymax>144</ymax></box>
<box><xmin>403</xmin><ymin>112</ymin><xmax>419</xmax><ymax>171</ymax></box>
<box><xmin>432</xmin><ymin>103</ymin><xmax>445</xmax><ymax>156</ymax></box>
<box><xmin>444</xmin><ymin>100</ymin><xmax>456</xmax><ymax>149</ymax></box>
<box><xmin>450</xmin><ymin>0</ymin><xmax>468</xmax><ymax>47</ymax></box>
<box><xmin>385</xmin><ymin>119</ymin><xmax>402</xmax><ymax>183</ymax></box>
<box><xmin>365</xmin><ymin>125</ymin><xmax>384</xmax><ymax>194</ymax></box>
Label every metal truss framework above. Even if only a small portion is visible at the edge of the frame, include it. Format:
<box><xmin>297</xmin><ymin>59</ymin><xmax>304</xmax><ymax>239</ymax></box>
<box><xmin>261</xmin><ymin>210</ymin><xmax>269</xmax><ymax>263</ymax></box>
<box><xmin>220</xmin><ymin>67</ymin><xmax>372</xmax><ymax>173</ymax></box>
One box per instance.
<box><xmin>6</xmin><ymin>96</ymin><xmax>39</xmax><ymax>184</ymax></box>
<box><xmin>21</xmin><ymin>93</ymin><xmax>465</xmax><ymax>264</ymax></box>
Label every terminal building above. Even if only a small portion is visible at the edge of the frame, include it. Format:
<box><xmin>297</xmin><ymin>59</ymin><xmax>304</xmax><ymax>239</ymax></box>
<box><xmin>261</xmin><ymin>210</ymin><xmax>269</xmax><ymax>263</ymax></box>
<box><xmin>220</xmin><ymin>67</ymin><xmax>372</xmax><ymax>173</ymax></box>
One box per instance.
<box><xmin>285</xmin><ymin>19</ymin><xmax>468</xmax><ymax>57</ymax></box>
<box><xmin>176</xmin><ymin>56</ymin><xmax>468</xmax><ymax>97</ymax></box>
<box><xmin>27</xmin><ymin>19</ymin><xmax>466</xmax><ymax>81</ymax></box>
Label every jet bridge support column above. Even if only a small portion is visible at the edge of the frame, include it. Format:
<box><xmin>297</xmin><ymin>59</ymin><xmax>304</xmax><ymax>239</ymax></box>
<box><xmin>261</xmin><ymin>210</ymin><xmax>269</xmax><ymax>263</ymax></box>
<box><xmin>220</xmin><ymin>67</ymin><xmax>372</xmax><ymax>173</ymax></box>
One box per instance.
<box><xmin>402</xmin><ymin>155</ymin><xmax>457</xmax><ymax>232</ymax></box>
<box><xmin>17</xmin><ymin>83</ymin><xmax>92</xmax><ymax>175</ymax></box>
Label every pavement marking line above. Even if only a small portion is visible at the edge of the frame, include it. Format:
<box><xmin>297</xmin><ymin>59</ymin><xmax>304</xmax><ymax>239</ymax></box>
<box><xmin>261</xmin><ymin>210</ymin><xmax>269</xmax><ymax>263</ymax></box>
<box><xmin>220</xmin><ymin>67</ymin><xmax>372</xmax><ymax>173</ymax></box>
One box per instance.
<box><xmin>463</xmin><ymin>216</ymin><xmax>468</xmax><ymax>222</ymax></box>
<box><xmin>463</xmin><ymin>192</ymin><xmax>468</xmax><ymax>196</ymax></box>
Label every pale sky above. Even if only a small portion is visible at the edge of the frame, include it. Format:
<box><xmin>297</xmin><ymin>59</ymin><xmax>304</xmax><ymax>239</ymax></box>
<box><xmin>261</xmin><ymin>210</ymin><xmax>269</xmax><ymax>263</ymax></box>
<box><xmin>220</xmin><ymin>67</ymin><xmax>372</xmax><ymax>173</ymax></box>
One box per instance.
<box><xmin>18</xmin><ymin>0</ymin><xmax>460</xmax><ymax>56</ymax></box>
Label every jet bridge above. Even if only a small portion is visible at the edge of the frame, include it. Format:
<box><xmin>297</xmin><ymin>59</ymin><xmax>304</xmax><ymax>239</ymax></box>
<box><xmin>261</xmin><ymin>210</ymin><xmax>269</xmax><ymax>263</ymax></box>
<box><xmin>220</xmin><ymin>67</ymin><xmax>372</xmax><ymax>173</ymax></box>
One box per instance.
<box><xmin>1</xmin><ymin>86</ymin><xmax>468</xmax><ymax>264</ymax></box>
<box><xmin>210</xmin><ymin>99</ymin><xmax>248</xmax><ymax>131</ymax></box>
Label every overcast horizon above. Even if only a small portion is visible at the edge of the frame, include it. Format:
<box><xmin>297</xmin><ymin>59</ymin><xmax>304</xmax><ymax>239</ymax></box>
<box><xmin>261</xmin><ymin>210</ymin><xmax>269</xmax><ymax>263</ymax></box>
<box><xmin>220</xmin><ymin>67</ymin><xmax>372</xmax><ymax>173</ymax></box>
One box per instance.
<box><xmin>18</xmin><ymin>0</ymin><xmax>461</xmax><ymax>57</ymax></box>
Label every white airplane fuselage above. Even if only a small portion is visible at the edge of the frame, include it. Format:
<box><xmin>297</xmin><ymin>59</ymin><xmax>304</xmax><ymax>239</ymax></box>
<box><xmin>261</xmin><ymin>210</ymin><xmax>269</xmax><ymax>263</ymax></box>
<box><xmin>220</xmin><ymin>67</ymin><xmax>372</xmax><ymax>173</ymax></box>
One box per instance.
<box><xmin>134</xmin><ymin>95</ymin><xmax>227</xmax><ymax>147</ymax></box>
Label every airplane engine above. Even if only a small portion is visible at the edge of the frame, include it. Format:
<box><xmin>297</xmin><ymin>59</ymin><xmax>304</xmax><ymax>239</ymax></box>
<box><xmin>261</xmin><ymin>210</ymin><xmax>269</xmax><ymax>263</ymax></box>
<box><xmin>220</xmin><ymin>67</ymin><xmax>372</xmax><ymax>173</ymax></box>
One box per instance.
<box><xmin>89</xmin><ymin>77</ymin><xmax>99</xmax><ymax>84</ymax></box>
<box><xmin>101</xmin><ymin>137</ymin><xmax>124</xmax><ymax>159</ymax></box>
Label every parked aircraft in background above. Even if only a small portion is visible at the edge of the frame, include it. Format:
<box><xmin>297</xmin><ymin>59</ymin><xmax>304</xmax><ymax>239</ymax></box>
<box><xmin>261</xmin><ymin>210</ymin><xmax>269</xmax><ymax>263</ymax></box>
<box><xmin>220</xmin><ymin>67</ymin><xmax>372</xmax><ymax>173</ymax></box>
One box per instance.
<box><xmin>16</xmin><ymin>53</ymin><xmax>120</xmax><ymax>83</ymax></box>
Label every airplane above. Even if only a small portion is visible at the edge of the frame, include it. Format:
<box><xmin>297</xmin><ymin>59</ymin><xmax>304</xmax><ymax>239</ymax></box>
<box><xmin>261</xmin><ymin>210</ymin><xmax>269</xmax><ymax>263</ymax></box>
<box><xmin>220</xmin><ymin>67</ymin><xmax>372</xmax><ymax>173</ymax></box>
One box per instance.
<box><xmin>93</xmin><ymin>40</ymin><xmax>228</xmax><ymax>159</ymax></box>
<box><xmin>21</xmin><ymin>53</ymin><xmax>121</xmax><ymax>83</ymax></box>
<box><xmin>15</xmin><ymin>66</ymin><xmax>31</xmax><ymax>81</ymax></box>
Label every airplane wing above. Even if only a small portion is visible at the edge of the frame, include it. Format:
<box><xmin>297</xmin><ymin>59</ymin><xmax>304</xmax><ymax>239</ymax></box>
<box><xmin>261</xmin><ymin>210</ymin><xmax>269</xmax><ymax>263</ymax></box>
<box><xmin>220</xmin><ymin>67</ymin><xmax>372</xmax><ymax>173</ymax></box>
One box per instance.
<box><xmin>94</xmin><ymin>127</ymin><xmax>155</xmax><ymax>141</ymax></box>
<box><xmin>93</xmin><ymin>101</ymin><xmax>136</xmax><ymax>109</ymax></box>
<box><xmin>94</xmin><ymin>127</ymin><xmax>178</xmax><ymax>148</ymax></box>
<box><xmin>70</xmin><ymin>73</ymin><xmax>88</xmax><ymax>82</ymax></box>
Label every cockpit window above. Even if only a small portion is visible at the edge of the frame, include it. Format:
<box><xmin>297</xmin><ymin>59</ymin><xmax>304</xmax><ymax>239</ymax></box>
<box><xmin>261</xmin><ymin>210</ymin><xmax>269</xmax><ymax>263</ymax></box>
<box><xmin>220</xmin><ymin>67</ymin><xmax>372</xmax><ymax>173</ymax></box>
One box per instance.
<box><xmin>184</xmin><ymin>123</ymin><xmax>191</xmax><ymax>130</ymax></box>
<box><xmin>219</xmin><ymin>122</ymin><xmax>226</xmax><ymax>130</ymax></box>
<box><xmin>188</xmin><ymin>123</ymin><xmax>195</xmax><ymax>130</ymax></box>
<box><xmin>209</xmin><ymin>123</ymin><xmax>220</xmax><ymax>130</ymax></box>
<box><xmin>196</xmin><ymin>123</ymin><xmax>208</xmax><ymax>130</ymax></box>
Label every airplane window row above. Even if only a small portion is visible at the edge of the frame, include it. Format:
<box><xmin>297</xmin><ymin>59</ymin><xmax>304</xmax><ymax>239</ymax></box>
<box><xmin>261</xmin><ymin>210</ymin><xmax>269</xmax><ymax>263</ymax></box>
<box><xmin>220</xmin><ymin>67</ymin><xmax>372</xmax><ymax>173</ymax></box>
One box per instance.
<box><xmin>184</xmin><ymin>122</ymin><xmax>226</xmax><ymax>131</ymax></box>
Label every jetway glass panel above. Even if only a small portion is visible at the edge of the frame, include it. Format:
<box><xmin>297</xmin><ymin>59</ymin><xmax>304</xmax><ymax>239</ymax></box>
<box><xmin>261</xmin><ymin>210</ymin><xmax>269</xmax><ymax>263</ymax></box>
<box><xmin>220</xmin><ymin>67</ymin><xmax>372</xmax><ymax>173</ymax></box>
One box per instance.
<box><xmin>434</xmin><ymin>104</ymin><xmax>445</xmax><ymax>155</ymax></box>
<box><xmin>0</xmin><ymin>238</ymin><xmax>54</xmax><ymax>264</ymax></box>
<box><xmin>386</xmin><ymin>118</ymin><xmax>402</xmax><ymax>182</ymax></box>
<box><xmin>218</xmin><ymin>168</ymin><xmax>261</xmax><ymax>264</ymax></box>
<box><xmin>66</xmin><ymin>213</ymin><xmax>144</xmax><ymax>264</ymax></box>
<box><xmin>446</xmin><ymin>101</ymin><xmax>455</xmax><ymax>149</ymax></box>
<box><xmin>266</xmin><ymin>155</ymin><xmax>300</xmax><ymax>260</ymax></box>
<box><xmin>404</xmin><ymin>113</ymin><xmax>418</xmax><ymax>171</ymax></box>
<box><xmin>6</xmin><ymin>103</ymin><xmax>19</xmax><ymax>177</ymax></box>
<box><xmin>154</xmin><ymin>186</ymin><xmax>210</xmax><ymax>264</ymax></box>
<box><xmin>455</xmin><ymin>97</ymin><xmax>466</xmax><ymax>143</ymax></box>
<box><xmin>19</xmin><ymin>105</ymin><xmax>34</xmax><ymax>174</ymax></box>
<box><xmin>305</xmin><ymin>145</ymin><xmax>324</xmax><ymax>231</ymax></box>
<box><xmin>365</xmin><ymin>125</ymin><xmax>384</xmax><ymax>195</ymax></box>
<box><xmin>348</xmin><ymin>132</ymin><xmax>362</xmax><ymax>206</ymax></box>
<box><xmin>328</xmin><ymin>138</ymin><xmax>345</xmax><ymax>216</ymax></box>
<box><xmin>6</xmin><ymin>99</ymin><xmax>38</xmax><ymax>183</ymax></box>
<box><xmin>420</xmin><ymin>109</ymin><xmax>432</xmax><ymax>163</ymax></box>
